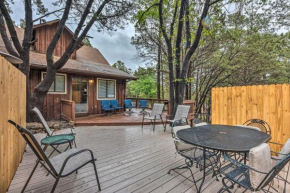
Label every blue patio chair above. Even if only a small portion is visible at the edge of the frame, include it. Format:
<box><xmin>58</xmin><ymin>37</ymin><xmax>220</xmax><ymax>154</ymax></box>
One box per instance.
<box><xmin>110</xmin><ymin>100</ymin><xmax>123</xmax><ymax>113</ymax></box>
<box><xmin>139</xmin><ymin>100</ymin><xmax>148</xmax><ymax>114</ymax></box>
<box><xmin>124</xmin><ymin>99</ymin><xmax>135</xmax><ymax>115</ymax></box>
<box><xmin>101</xmin><ymin>100</ymin><xmax>114</xmax><ymax>115</ymax></box>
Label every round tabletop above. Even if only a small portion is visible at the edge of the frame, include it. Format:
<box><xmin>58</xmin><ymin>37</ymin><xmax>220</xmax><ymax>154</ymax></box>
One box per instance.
<box><xmin>41</xmin><ymin>134</ymin><xmax>75</xmax><ymax>145</ymax></box>
<box><xmin>176</xmin><ymin>125</ymin><xmax>271</xmax><ymax>152</ymax></box>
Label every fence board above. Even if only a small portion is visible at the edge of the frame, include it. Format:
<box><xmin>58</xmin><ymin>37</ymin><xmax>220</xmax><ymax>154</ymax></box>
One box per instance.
<box><xmin>0</xmin><ymin>56</ymin><xmax>26</xmax><ymax>193</ymax></box>
<box><xmin>212</xmin><ymin>84</ymin><xmax>290</xmax><ymax>151</ymax></box>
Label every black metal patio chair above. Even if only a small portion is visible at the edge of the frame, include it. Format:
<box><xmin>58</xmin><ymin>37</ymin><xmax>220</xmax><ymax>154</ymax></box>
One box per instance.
<box><xmin>168</xmin><ymin>122</ymin><xmax>220</xmax><ymax>189</ymax></box>
<box><xmin>243</xmin><ymin>119</ymin><xmax>271</xmax><ymax>135</ymax></box>
<box><xmin>32</xmin><ymin>107</ymin><xmax>77</xmax><ymax>148</ymax></box>
<box><xmin>219</xmin><ymin>143</ymin><xmax>290</xmax><ymax>193</ymax></box>
<box><xmin>8</xmin><ymin>120</ymin><xmax>101</xmax><ymax>193</ymax></box>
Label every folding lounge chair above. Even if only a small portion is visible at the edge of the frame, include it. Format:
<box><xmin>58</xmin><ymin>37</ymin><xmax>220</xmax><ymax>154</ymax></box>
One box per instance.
<box><xmin>110</xmin><ymin>100</ymin><xmax>123</xmax><ymax>113</ymax></box>
<box><xmin>139</xmin><ymin>100</ymin><xmax>148</xmax><ymax>114</ymax></box>
<box><xmin>124</xmin><ymin>99</ymin><xmax>135</xmax><ymax>115</ymax></box>
<box><xmin>141</xmin><ymin>103</ymin><xmax>165</xmax><ymax>131</ymax></box>
<box><xmin>8</xmin><ymin>120</ymin><xmax>101</xmax><ymax>193</ymax></box>
<box><xmin>165</xmin><ymin>105</ymin><xmax>191</xmax><ymax>132</ymax></box>
<box><xmin>32</xmin><ymin>107</ymin><xmax>77</xmax><ymax>148</ymax></box>
<box><xmin>101</xmin><ymin>100</ymin><xmax>114</xmax><ymax>115</ymax></box>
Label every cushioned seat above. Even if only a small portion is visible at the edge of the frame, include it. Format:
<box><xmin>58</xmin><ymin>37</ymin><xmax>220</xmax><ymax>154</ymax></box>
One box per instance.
<box><xmin>235</xmin><ymin>124</ymin><xmax>261</xmax><ymax>131</ymax></box>
<box><xmin>50</xmin><ymin>148</ymin><xmax>93</xmax><ymax>176</ymax></box>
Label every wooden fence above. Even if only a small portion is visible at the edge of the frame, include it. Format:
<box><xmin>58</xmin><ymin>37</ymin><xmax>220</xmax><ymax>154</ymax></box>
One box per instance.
<box><xmin>211</xmin><ymin>84</ymin><xmax>290</xmax><ymax>149</ymax></box>
<box><xmin>0</xmin><ymin>56</ymin><xmax>26</xmax><ymax>193</ymax></box>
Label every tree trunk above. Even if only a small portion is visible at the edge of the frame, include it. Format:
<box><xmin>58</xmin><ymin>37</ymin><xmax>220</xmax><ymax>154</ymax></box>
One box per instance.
<box><xmin>157</xmin><ymin>35</ymin><xmax>161</xmax><ymax>99</ymax></box>
<box><xmin>27</xmin><ymin>66</ymin><xmax>57</xmax><ymax>121</ymax></box>
<box><xmin>168</xmin><ymin>54</ymin><xmax>175</xmax><ymax>116</ymax></box>
<box><xmin>161</xmin><ymin>55</ymin><xmax>164</xmax><ymax>99</ymax></box>
<box><xmin>177</xmin><ymin>0</ymin><xmax>211</xmax><ymax>106</ymax></box>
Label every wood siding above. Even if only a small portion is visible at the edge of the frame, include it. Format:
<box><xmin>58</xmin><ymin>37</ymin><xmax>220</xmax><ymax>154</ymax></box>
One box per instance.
<box><xmin>33</xmin><ymin>22</ymin><xmax>76</xmax><ymax>59</ymax></box>
<box><xmin>0</xmin><ymin>56</ymin><xmax>26</xmax><ymax>193</ymax></box>
<box><xmin>29</xmin><ymin>69</ymin><xmax>127</xmax><ymax>120</ymax></box>
<box><xmin>211</xmin><ymin>85</ymin><xmax>290</xmax><ymax>151</ymax></box>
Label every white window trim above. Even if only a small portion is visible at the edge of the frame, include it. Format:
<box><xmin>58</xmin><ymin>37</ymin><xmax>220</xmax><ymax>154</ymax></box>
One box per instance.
<box><xmin>97</xmin><ymin>78</ymin><xmax>116</xmax><ymax>100</ymax></box>
<box><xmin>41</xmin><ymin>72</ymin><xmax>67</xmax><ymax>94</ymax></box>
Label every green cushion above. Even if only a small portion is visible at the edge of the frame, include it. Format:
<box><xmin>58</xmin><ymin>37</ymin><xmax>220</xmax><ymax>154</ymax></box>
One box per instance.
<box><xmin>41</xmin><ymin>134</ymin><xmax>75</xmax><ymax>145</ymax></box>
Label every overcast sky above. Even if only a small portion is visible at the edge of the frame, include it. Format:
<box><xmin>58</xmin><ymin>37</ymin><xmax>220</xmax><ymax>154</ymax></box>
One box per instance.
<box><xmin>10</xmin><ymin>0</ymin><xmax>144</xmax><ymax>70</ymax></box>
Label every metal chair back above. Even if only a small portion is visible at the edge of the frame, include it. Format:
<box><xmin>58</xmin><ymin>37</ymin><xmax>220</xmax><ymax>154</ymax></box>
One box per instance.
<box><xmin>257</xmin><ymin>154</ymin><xmax>290</xmax><ymax>190</ymax></box>
<box><xmin>174</xmin><ymin>105</ymin><xmax>190</xmax><ymax>120</ymax></box>
<box><xmin>151</xmin><ymin>103</ymin><xmax>164</xmax><ymax>117</ymax></box>
<box><xmin>244</xmin><ymin>119</ymin><xmax>271</xmax><ymax>135</ymax></box>
<box><xmin>139</xmin><ymin>100</ymin><xmax>147</xmax><ymax>107</ymax></box>
<box><xmin>124</xmin><ymin>99</ymin><xmax>133</xmax><ymax>108</ymax></box>
<box><xmin>193</xmin><ymin>117</ymin><xmax>202</xmax><ymax>125</ymax></box>
<box><xmin>110</xmin><ymin>100</ymin><xmax>119</xmax><ymax>108</ymax></box>
<box><xmin>8</xmin><ymin>120</ymin><xmax>57</xmax><ymax>174</ymax></box>
<box><xmin>32</xmin><ymin>107</ymin><xmax>53</xmax><ymax>136</ymax></box>
<box><xmin>101</xmin><ymin>100</ymin><xmax>111</xmax><ymax>108</ymax></box>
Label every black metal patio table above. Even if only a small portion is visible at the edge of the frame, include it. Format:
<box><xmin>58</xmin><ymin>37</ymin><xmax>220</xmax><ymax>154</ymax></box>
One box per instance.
<box><xmin>176</xmin><ymin>124</ymin><xmax>271</xmax><ymax>193</ymax></box>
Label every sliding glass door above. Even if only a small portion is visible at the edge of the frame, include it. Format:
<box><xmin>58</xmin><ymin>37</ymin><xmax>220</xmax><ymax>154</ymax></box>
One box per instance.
<box><xmin>72</xmin><ymin>78</ymin><xmax>88</xmax><ymax>113</ymax></box>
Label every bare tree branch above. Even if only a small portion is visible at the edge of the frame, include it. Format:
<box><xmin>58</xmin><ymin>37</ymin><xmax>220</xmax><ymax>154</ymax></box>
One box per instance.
<box><xmin>32</xmin><ymin>8</ymin><xmax>65</xmax><ymax>23</ymax></box>
<box><xmin>0</xmin><ymin>0</ymin><xmax>23</xmax><ymax>54</ymax></box>
<box><xmin>0</xmin><ymin>13</ymin><xmax>19</xmax><ymax>57</ymax></box>
<box><xmin>46</xmin><ymin>0</ymin><xmax>73</xmax><ymax>65</ymax></box>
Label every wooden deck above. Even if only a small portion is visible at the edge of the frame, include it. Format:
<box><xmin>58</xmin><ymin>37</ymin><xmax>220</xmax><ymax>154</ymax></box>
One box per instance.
<box><xmin>75</xmin><ymin>109</ymin><xmax>165</xmax><ymax>126</ymax></box>
<box><xmin>7</xmin><ymin>125</ymin><xmax>288</xmax><ymax>193</ymax></box>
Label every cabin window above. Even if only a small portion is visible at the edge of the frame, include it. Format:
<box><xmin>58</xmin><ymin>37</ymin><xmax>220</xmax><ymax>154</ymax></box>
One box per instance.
<box><xmin>41</xmin><ymin>72</ymin><xmax>67</xmax><ymax>94</ymax></box>
<box><xmin>97</xmin><ymin>79</ymin><xmax>116</xmax><ymax>99</ymax></box>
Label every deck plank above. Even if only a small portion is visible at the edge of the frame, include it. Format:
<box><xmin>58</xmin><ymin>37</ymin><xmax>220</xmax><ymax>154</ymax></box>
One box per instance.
<box><xmin>7</xmin><ymin>125</ymin><xmax>290</xmax><ymax>193</ymax></box>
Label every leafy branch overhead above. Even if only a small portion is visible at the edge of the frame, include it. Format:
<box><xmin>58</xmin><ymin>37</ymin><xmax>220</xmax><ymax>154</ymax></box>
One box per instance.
<box><xmin>0</xmin><ymin>0</ymin><xmax>133</xmax><ymax>121</ymax></box>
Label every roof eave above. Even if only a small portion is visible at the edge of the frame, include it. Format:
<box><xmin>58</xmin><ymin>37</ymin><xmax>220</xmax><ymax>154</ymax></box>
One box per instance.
<box><xmin>30</xmin><ymin>64</ymin><xmax>137</xmax><ymax>80</ymax></box>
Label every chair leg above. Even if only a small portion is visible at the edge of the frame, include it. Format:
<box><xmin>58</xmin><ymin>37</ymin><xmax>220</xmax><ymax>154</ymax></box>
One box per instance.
<box><xmin>92</xmin><ymin>161</ymin><xmax>102</xmax><ymax>191</ymax></box>
<box><xmin>164</xmin><ymin>121</ymin><xmax>167</xmax><ymax>132</ymax></box>
<box><xmin>160</xmin><ymin>117</ymin><xmax>165</xmax><ymax>131</ymax></box>
<box><xmin>142</xmin><ymin>116</ymin><xmax>145</xmax><ymax>128</ymax></box>
<box><xmin>22</xmin><ymin>160</ymin><xmax>40</xmax><ymax>193</ymax></box>
<box><xmin>74</xmin><ymin>139</ymin><xmax>77</xmax><ymax>148</ymax></box>
<box><xmin>153</xmin><ymin>118</ymin><xmax>156</xmax><ymax>131</ymax></box>
<box><xmin>51</xmin><ymin>176</ymin><xmax>61</xmax><ymax>193</ymax></box>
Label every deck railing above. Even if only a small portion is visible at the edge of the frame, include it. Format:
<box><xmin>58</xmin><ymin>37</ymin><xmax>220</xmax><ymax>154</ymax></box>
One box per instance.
<box><xmin>126</xmin><ymin>97</ymin><xmax>169</xmax><ymax>110</ymax></box>
<box><xmin>61</xmin><ymin>99</ymin><xmax>75</xmax><ymax>122</ymax></box>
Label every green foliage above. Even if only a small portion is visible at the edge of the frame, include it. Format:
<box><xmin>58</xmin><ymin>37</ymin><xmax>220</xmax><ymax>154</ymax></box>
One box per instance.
<box><xmin>127</xmin><ymin>77</ymin><xmax>157</xmax><ymax>98</ymax></box>
<box><xmin>112</xmin><ymin>60</ymin><xmax>133</xmax><ymax>74</ymax></box>
<box><xmin>82</xmin><ymin>37</ymin><xmax>93</xmax><ymax>47</ymax></box>
<box><xmin>124</xmin><ymin>65</ymin><xmax>157</xmax><ymax>98</ymax></box>
<box><xmin>19</xmin><ymin>19</ymin><xmax>25</xmax><ymax>28</ymax></box>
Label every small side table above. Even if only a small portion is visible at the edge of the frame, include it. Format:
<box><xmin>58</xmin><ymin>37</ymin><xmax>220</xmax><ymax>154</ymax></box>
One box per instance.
<box><xmin>41</xmin><ymin>134</ymin><xmax>75</xmax><ymax>158</ymax></box>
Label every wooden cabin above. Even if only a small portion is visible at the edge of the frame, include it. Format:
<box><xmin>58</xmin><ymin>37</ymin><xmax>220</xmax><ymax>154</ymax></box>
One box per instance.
<box><xmin>0</xmin><ymin>20</ymin><xmax>136</xmax><ymax>121</ymax></box>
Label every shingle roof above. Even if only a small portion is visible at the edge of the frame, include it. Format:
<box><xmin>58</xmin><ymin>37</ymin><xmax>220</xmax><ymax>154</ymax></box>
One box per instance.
<box><xmin>0</xmin><ymin>25</ymin><xmax>136</xmax><ymax>80</ymax></box>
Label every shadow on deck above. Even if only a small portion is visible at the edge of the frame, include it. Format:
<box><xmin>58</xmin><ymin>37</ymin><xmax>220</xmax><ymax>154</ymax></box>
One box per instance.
<box><xmin>75</xmin><ymin>109</ymin><xmax>166</xmax><ymax>126</ymax></box>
